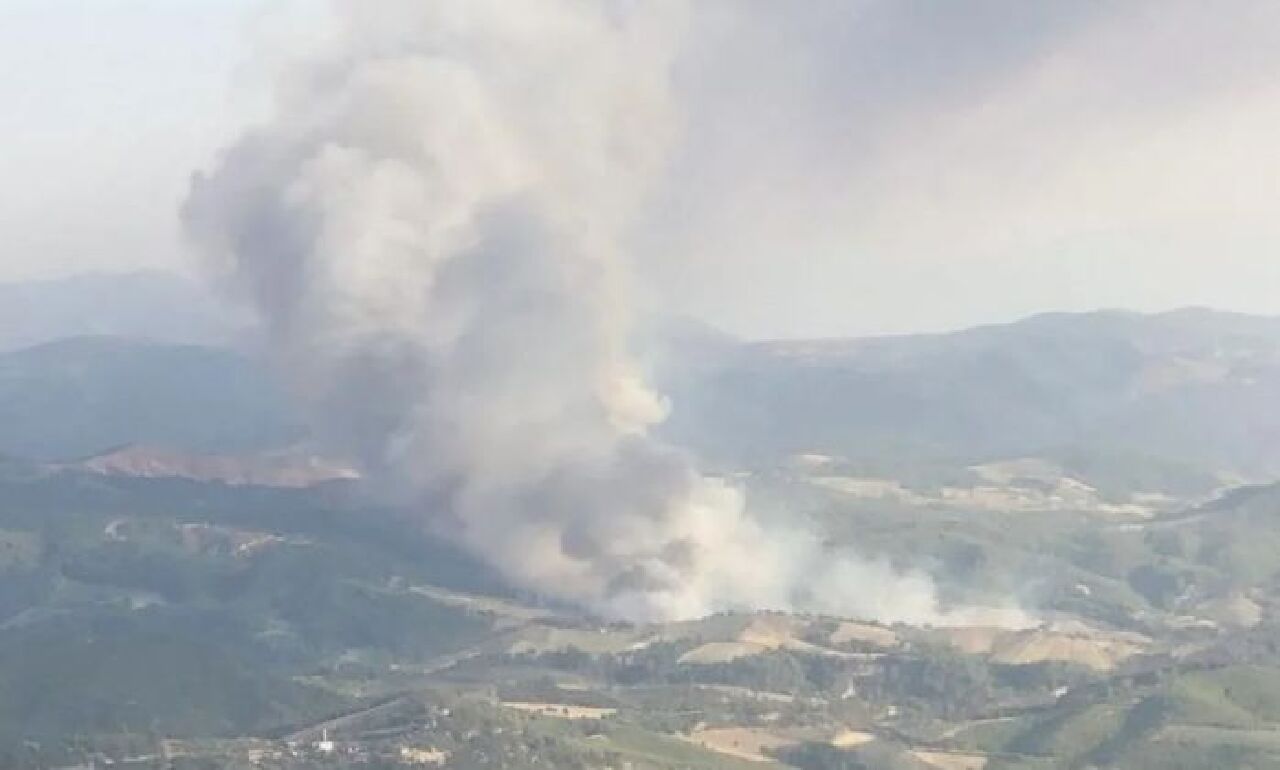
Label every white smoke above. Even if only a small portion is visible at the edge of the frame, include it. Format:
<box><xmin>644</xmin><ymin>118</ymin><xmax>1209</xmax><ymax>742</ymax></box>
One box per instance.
<box><xmin>184</xmin><ymin>0</ymin><xmax>1017</xmax><ymax>625</ymax></box>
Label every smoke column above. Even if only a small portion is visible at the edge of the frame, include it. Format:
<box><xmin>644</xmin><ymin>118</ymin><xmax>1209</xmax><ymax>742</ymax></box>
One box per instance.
<box><xmin>185</xmin><ymin>0</ymin><xmax>1006</xmax><ymax>625</ymax></box>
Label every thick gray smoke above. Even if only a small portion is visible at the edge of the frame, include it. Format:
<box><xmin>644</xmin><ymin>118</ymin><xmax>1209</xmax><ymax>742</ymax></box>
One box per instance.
<box><xmin>184</xmin><ymin>0</ymin><xmax>1021</xmax><ymax>625</ymax></box>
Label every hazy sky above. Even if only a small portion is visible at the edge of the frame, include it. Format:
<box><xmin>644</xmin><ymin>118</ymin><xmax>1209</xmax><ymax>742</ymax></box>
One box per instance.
<box><xmin>0</xmin><ymin>0</ymin><xmax>261</xmax><ymax>284</ymax></box>
<box><xmin>2</xmin><ymin>1</ymin><xmax>1278</xmax><ymax>338</ymax></box>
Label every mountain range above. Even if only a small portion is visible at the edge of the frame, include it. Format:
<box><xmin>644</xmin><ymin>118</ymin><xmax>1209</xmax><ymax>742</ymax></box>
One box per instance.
<box><xmin>6</xmin><ymin>272</ymin><xmax>1279</xmax><ymax>493</ymax></box>
<box><xmin>659</xmin><ymin>307</ymin><xmax>1280</xmax><ymax>485</ymax></box>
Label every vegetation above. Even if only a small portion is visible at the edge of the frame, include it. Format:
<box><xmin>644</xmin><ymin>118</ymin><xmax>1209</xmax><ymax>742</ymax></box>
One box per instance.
<box><xmin>5</xmin><ymin>393</ymin><xmax>1280</xmax><ymax>766</ymax></box>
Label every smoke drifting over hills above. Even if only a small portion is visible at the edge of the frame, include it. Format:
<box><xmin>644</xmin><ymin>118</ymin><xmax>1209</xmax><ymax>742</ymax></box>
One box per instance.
<box><xmin>184</xmin><ymin>0</ymin><xmax>1011</xmax><ymax>624</ymax></box>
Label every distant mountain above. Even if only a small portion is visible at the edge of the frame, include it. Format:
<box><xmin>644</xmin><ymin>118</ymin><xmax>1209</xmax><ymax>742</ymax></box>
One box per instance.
<box><xmin>8</xmin><ymin>306</ymin><xmax>1280</xmax><ymax>484</ymax></box>
<box><xmin>0</xmin><ymin>270</ymin><xmax>240</xmax><ymax>351</ymax></box>
<box><xmin>659</xmin><ymin>308</ymin><xmax>1280</xmax><ymax>481</ymax></box>
<box><xmin>0</xmin><ymin>336</ymin><xmax>300</xmax><ymax>461</ymax></box>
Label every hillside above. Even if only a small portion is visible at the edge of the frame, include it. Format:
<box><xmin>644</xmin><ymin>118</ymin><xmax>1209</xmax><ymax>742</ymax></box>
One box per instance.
<box><xmin>70</xmin><ymin>444</ymin><xmax>360</xmax><ymax>487</ymax></box>
<box><xmin>0</xmin><ymin>336</ymin><xmax>299</xmax><ymax>461</ymax></box>
<box><xmin>4</xmin><ymin>306</ymin><xmax>1280</xmax><ymax>767</ymax></box>
<box><xmin>660</xmin><ymin>308</ymin><xmax>1280</xmax><ymax>484</ymax></box>
<box><xmin>3</xmin><ymin>467</ymin><xmax>1280</xmax><ymax>768</ymax></box>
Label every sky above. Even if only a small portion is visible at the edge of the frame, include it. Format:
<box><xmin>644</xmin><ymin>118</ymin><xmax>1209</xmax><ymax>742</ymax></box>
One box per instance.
<box><xmin>0</xmin><ymin>0</ymin><xmax>262</xmax><ymax>285</ymax></box>
<box><xmin>1</xmin><ymin>0</ymin><xmax>1278</xmax><ymax>338</ymax></box>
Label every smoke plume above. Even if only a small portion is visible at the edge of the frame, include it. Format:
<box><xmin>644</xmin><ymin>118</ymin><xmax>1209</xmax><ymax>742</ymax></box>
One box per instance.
<box><xmin>184</xmin><ymin>0</ymin><xmax>1013</xmax><ymax>625</ymax></box>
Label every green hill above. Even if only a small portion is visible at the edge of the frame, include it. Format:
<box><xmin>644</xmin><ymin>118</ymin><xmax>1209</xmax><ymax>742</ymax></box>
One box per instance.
<box><xmin>0</xmin><ymin>336</ymin><xmax>299</xmax><ymax>461</ymax></box>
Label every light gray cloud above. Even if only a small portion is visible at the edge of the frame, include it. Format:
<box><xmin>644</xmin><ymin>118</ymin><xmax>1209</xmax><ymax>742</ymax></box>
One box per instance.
<box><xmin>637</xmin><ymin>0</ymin><xmax>1280</xmax><ymax>337</ymax></box>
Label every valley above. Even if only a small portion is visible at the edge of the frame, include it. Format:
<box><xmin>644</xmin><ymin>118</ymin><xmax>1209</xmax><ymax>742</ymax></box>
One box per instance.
<box><xmin>4</xmin><ymin>303</ymin><xmax>1280</xmax><ymax>768</ymax></box>
<box><xmin>3</xmin><ymin>448</ymin><xmax>1280</xmax><ymax>768</ymax></box>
